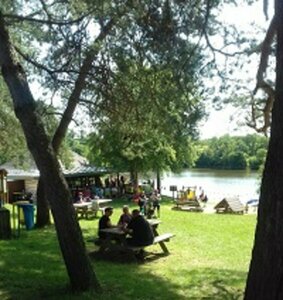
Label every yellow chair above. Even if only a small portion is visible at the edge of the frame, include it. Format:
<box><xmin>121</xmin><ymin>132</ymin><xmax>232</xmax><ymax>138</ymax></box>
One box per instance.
<box><xmin>18</xmin><ymin>206</ymin><xmax>25</xmax><ymax>226</ymax></box>
<box><xmin>187</xmin><ymin>190</ymin><xmax>196</xmax><ymax>200</ymax></box>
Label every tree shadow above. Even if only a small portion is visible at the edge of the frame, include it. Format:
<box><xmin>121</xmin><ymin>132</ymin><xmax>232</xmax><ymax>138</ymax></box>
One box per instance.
<box><xmin>175</xmin><ymin>268</ymin><xmax>246</xmax><ymax>299</ymax></box>
<box><xmin>90</xmin><ymin>264</ymin><xmax>247</xmax><ymax>300</ymax></box>
<box><xmin>0</xmin><ymin>227</ymin><xmax>247</xmax><ymax>300</ymax></box>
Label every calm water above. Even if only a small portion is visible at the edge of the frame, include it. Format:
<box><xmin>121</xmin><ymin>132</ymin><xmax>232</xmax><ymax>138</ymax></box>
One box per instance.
<box><xmin>160</xmin><ymin>169</ymin><xmax>260</xmax><ymax>203</ymax></box>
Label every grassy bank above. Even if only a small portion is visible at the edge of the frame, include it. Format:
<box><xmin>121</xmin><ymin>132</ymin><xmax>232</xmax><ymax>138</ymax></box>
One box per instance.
<box><xmin>0</xmin><ymin>199</ymin><xmax>256</xmax><ymax>299</ymax></box>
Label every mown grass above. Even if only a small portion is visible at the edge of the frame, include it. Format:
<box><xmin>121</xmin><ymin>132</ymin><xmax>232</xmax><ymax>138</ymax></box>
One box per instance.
<box><xmin>0</xmin><ymin>199</ymin><xmax>256</xmax><ymax>299</ymax></box>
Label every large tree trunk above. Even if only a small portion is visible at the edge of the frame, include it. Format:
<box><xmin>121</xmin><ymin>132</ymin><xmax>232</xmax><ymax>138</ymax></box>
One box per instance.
<box><xmin>0</xmin><ymin>12</ymin><xmax>101</xmax><ymax>292</ymax></box>
<box><xmin>36</xmin><ymin>178</ymin><xmax>50</xmax><ymax>227</ymax></box>
<box><xmin>156</xmin><ymin>169</ymin><xmax>161</xmax><ymax>191</ymax></box>
<box><xmin>244</xmin><ymin>3</ymin><xmax>283</xmax><ymax>299</ymax></box>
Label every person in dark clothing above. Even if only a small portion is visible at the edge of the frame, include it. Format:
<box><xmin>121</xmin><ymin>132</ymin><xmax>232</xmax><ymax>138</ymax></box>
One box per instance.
<box><xmin>138</xmin><ymin>192</ymin><xmax>148</xmax><ymax>215</ymax></box>
<box><xmin>98</xmin><ymin>207</ymin><xmax>114</xmax><ymax>239</ymax></box>
<box><xmin>124</xmin><ymin>209</ymin><xmax>154</xmax><ymax>246</ymax></box>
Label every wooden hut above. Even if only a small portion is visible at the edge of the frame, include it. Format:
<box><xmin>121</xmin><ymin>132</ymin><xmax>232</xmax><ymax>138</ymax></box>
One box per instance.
<box><xmin>0</xmin><ymin>162</ymin><xmax>39</xmax><ymax>203</ymax></box>
<box><xmin>214</xmin><ymin>196</ymin><xmax>244</xmax><ymax>214</ymax></box>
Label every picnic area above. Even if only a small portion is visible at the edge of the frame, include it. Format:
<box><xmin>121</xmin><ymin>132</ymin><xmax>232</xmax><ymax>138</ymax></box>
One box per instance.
<box><xmin>0</xmin><ymin>197</ymin><xmax>256</xmax><ymax>299</ymax></box>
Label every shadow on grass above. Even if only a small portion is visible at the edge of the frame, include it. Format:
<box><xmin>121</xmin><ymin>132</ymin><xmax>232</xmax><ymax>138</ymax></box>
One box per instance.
<box><xmin>91</xmin><ymin>262</ymin><xmax>247</xmax><ymax>300</ymax></box>
<box><xmin>0</xmin><ymin>220</ymin><xmax>247</xmax><ymax>300</ymax></box>
<box><xmin>0</xmin><ymin>226</ymin><xmax>67</xmax><ymax>299</ymax></box>
<box><xmin>0</xmin><ymin>226</ymin><xmax>247</xmax><ymax>300</ymax></box>
<box><xmin>176</xmin><ymin>268</ymin><xmax>246</xmax><ymax>299</ymax></box>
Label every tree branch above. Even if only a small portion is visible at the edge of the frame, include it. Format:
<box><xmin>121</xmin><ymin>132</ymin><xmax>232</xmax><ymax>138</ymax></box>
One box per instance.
<box><xmin>180</xmin><ymin>0</ymin><xmax>212</xmax><ymax>71</ymax></box>
<box><xmin>52</xmin><ymin>18</ymin><xmax>116</xmax><ymax>153</ymax></box>
<box><xmin>264</xmin><ymin>0</ymin><xmax>269</xmax><ymax>20</ymax></box>
<box><xmin>250</xmin><ymin>15</ymin><xmax>276</xmax><ymax>135</ymax></box>
<box><xmin>14</xmin><ymin>45</ymin><xmax>58</xmax><ymax>79</ymax></box>
<box><xmin>14</xmin><ymin>45</ymin><xmax>85</xmax><ymax>77</ymax></box>
<box><xmin>3</xmin><ymin>11</ymin><xmax>94</xmax><ymax>26</ymax></box>
<box><xmin>255</xmin><ymin>16</ymin><xmax>276</xmax><ymax>91</ymax></box>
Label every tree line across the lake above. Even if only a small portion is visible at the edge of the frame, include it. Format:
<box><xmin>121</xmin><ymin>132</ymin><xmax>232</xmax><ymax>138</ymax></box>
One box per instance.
<box><xmin>67</xmin><ymin>133</ymin><xmax>268</xmax><ymax>172</ymax></box>
<box><xmin>194</xmin><ymin>134</ymin><xmax>268</xmax><ymax>170</ymax></box>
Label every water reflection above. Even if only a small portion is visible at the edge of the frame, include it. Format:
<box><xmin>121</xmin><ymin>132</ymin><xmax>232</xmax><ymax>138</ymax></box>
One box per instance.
<box><xmin>160</xmin><ymin>168</ymin><xmax>261</xmax><ymax>202</ymax></box>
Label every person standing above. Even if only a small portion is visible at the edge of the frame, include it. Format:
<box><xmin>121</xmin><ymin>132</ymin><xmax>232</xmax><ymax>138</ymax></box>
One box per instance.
<box><xmin>138</xmin><ymin>192</ymin><xmax>148</xmax><ymax>215</ymax></box>
<box><xmin>150</xmin><ymin>190</ymin><xmax>161</xmax><ymax>217</ymax></box>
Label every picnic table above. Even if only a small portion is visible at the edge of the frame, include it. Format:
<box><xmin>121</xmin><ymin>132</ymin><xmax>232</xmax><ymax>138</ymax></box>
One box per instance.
<box><xmin>74</xmin><ymin>199</ymin><xmax>112</xmax><ymax>219</ymax></box>
<box><xmin>98</xmin><ymin>219</ymin><xmax>174</xmax><ymax>258</ymax></box>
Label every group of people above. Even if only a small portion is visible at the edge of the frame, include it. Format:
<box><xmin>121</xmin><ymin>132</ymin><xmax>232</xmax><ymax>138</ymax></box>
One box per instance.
<box><xmin>72</xmin><ymin>175</ymin><xmax>128</xmax><ymax>202</ymax></box>
<box><xmin>134</xmin><ymin>190</ymin><xmax>161</xmax><ymax>218</ymax></box>
<box><xmin>98</xmin><ymin>206</ymin><xmax>154</xmax><ymax>247</ymax></box>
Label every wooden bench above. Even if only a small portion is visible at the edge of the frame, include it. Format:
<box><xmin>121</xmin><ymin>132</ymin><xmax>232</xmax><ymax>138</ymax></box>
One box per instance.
<box><xmin>173</xmin><ymin>201</ymin><xmax>203</xmax><ymax>212</ymax></box>
<box><xmin>153</xmin><ymin>233</ymin><xmax>174</xmax><ymax>244</ymax></box>
<box><xmin>86</xmin><ymin>199</ymin><xmax>112</xmax><ymax>219</ymax></box>
<box><xmin>127</xmin><ymin>233</ymin><xmax>175</xmax><ymax>254</ymax></box>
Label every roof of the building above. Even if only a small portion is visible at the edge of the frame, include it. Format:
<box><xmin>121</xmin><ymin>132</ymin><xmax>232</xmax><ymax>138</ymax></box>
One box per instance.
<box><xmin>214</xmin><ymin>197</ymin><xmax>244</xmax><ymax>212</ymax></box>
<box><xmin>64</xmin><ymin>165</ymin><xmax>108</xmax><ymax>177</ymax></box>
<box><xmin>0</xmin><ymin>152</ymin><xmax>108</xmax><ymax>180</ymax></box>
<box><xmin>0</xmin><ymin>162</ymin><xmax>39</xmax><ymax>180</ymax></box>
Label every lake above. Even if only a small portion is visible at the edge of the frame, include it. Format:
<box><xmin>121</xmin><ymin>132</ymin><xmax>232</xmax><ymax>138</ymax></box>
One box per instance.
<box><xmin>159</xmin><ymin>169</ymin><xmax>260</xmax><ymax>203</ymax></box>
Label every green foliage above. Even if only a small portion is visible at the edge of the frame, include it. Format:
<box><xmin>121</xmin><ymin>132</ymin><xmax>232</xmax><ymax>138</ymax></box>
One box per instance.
<box><xmin>87</xmin><ymin>61</ymin><xmax>203</xmax><ymax>174</ymax></box>
<box><xmin>195</xmin><ymin>134</ymin><xmax>269</xmax><ymax>170</ymax></box>
<box><xmin>0</xmin><ymin>79</ymin><xmax>73</xmax><ymax>168</ymax></box>
<box><xmin>81</xmin><ymin>0</ymin><xmax>217</xmax><ymax>175</ymax></box>
<box><xmin>66</xmin><ymin>131</ymin><xmax>88</xmax><ymax>158</ymax></box>
<box><xmin>0</xmin><ymin>0</ymin><xmax>230</xmax><ymax>172</ymax></box>
<box><xmin>0</xmin><ymin>80</ymin><xmax>29</xmax><ymax>166</ymax></box>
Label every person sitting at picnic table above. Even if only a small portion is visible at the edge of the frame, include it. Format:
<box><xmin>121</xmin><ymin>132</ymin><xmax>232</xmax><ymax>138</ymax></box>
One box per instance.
<box><xmin>98</xmin><ymin>207</ymin><xmax>114</xmax><ymax>239</ymax></box>
<box><xmin>117</xmin><ymin>205</ymin><xmax>132</xmax><ymax>227</ymax></box>
<box><xmin>123</xmin><ymin>209</ymin><xmax>154</xmax><ymax>247</ymax></box>
<box><xmin>74</xmin><ymin>190</ymin><xmax>84</xmax><ymax>203</ymax></box>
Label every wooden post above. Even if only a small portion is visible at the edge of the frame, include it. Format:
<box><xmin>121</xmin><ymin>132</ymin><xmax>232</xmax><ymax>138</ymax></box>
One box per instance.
<box><xmin>0</xmin><ymin>208</ymin><xmax>11</xmax><ymax>239</ymax></box>
<box><xmin>0</xmin><ymin>169</ymin><xmax>8</xmax><ymax>204</ymax></box>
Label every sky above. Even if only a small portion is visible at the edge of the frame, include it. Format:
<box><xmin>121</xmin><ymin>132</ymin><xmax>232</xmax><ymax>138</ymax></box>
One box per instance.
<box><xmin>199</xmin><ymin>0</ymin><xmax>272</xmax><ymax>139</ymax></box>
<box><xmin>199</xmin><ymin>105</ymin><xmax>254</xmax><ymax>139</ymax></box>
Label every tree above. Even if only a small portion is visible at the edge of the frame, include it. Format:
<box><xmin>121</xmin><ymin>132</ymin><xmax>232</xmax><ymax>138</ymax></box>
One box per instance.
<box><xmin>0</xmin><ymin>7</ymin><xmax>101</xmax><ymax>293</ymax></box>
<box><xmin>244</xmin><ymin>1</ymin><xmax>283</xmax><ymax>299</ymax></box>
<box><xmin>0</xmin><ymin>0</ymin><xmax>215</xmax><ymax>292</ymax></box>
<box><xmin>2</xmin><ymin>0</ymin><xmax>229</xmax><ymax>226</ymax></box>
<box><xmin>5</xmin><ymin>0</ymin><xmax>117</xmax><ymax>227</ymax></box>
<box><xmin>87</xmin><ymin>60</ymin><xmax>203</xmax><ymax>188</ymax></box>
<box><xmin>197</xmin><ymin>0</ymin><xmax>276</xmax><ymax>137</ymax></box>
<box><xmin>83</xmin><ymin>0</ymin><xmax>214</xmax><ymax>184</ymax></box>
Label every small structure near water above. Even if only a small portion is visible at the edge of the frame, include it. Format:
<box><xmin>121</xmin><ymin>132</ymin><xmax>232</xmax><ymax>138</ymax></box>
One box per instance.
<box><xmin>214</xmin><ymin>196</ymin><xmax>245</xmax><ymax>214</ymax></box>
<box><xmin>171</xmin><ymin>186</ymin><xmax>205</xmax><ymax>212</ymax></box>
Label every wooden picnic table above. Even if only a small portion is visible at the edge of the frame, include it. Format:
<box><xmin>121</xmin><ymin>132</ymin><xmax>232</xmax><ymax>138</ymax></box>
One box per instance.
<box><xmin>73</xmin><ymin>202</ymin><xmax>92</xmax><ymax>218</ymax></box>
<box><xmin>73</xmin><ymin>199</ymin><xmax>112</xmax><ymax>219</ymax></box>
<box><xmin>99</xmin><ymin>219</ymin><xmax>173</xmax><ymax>255</ymax></box>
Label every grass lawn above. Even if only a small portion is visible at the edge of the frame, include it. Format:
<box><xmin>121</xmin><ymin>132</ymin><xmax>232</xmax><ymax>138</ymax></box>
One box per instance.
<box><xmin>0</xmin><ymin>199</ymin><xmax>256</xmax><ymax>299</ymax></box>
